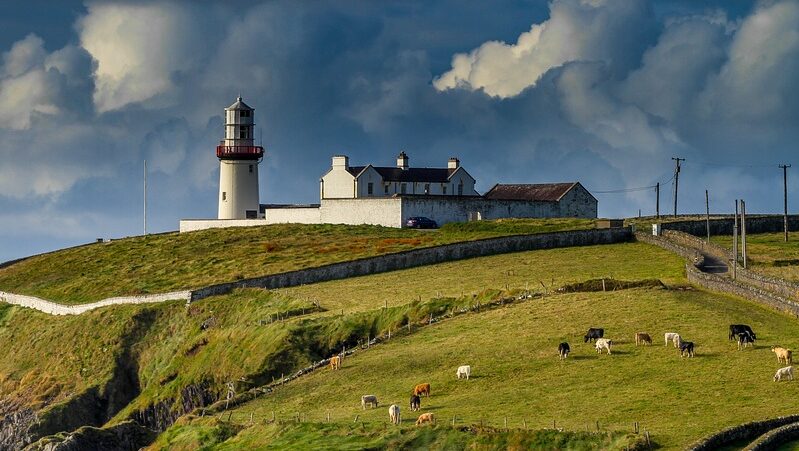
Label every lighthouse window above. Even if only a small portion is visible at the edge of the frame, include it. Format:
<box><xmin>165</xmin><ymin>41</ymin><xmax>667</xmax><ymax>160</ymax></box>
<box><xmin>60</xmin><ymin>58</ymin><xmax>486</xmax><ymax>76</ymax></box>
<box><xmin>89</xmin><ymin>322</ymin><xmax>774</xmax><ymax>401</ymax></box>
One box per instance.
<box><xmin>249</xmin><ymin>165</ymin><xmax>253</xmax><ymax>173</ymax></box>
<box><xmin>240</xmin><ymin>110</ymin><xmax>250</xmax><ymax>118</ymax></box>
<box><xmin>239</xmin><ymin>126</ymin><xmax>248</xmax><ymax>139</ymax></box>
<box><xmin>222</xmin><ymin>192</ymin><xmax>227</xmax><ymax>201</ymax></box>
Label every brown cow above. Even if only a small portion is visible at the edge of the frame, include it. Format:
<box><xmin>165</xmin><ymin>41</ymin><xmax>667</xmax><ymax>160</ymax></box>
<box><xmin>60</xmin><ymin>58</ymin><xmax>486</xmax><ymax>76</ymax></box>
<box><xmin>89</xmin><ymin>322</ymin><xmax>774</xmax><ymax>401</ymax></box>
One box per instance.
<box><xmin>416</xmin><ymin>412</ymin><xmax>435</xmax><ymax>425</ymax></box>
<box><xmin>329</xmin><ymin>356</ymin><xmax>341</xmax><ymax>370</ymax></box>
<box><xmin>635</xmin><ymin>332</ymin><xmax>652</xmax><ymax>346</ymax></box>
<box><xmin>412</xmin><ymin>383</ymin><xmax>431</xmax><ymax>397</ymax></box>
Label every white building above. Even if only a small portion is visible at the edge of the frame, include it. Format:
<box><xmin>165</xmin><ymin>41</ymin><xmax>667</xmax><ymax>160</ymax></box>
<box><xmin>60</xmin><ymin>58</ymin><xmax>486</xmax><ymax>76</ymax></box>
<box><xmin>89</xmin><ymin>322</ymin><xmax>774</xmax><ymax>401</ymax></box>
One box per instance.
<box><xmin>217</xmin><ymin>97</ymin><xmax>264</xmax><ymax>219</ymax></box>
<box><xmin>320</xmin><ymin>152</ymin><xmax>478</xmax><ymax>199</ymax></box>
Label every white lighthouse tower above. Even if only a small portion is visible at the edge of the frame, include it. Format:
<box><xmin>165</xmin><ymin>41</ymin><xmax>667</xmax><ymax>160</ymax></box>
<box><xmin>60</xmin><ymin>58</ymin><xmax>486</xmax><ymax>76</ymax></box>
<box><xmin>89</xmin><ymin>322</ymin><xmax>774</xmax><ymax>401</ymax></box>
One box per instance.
<box><xmin>217</xmin><ymin>96</ymin><xmax>264</xmax><ymax>219</ymax></box>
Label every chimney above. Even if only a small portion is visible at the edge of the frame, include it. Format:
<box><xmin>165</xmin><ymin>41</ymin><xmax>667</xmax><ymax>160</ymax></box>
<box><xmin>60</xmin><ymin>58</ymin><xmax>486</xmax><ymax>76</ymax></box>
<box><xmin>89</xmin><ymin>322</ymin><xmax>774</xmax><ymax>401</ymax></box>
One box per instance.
<box><xmin>448</xmin><ymin>157</ymin><xmax>460</xmax><ymax>169</ymax></box>
<box><xmin>332</xmin><ymin>155</ymin><xmax>349</xmax><ymax>170</ymax></box>
<box><xmin>397</xmin><ymin>151</ymin><xmax>409</xmax><ymax>170</ymax></box>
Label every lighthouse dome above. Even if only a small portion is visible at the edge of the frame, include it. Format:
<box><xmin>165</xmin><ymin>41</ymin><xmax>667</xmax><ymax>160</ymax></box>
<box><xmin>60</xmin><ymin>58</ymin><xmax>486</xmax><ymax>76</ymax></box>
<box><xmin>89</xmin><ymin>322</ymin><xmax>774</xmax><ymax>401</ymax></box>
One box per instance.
<box><xmin>227</xmin><ymin>96</ymin><xmax>253</xmax><ymax>111</ymax></box>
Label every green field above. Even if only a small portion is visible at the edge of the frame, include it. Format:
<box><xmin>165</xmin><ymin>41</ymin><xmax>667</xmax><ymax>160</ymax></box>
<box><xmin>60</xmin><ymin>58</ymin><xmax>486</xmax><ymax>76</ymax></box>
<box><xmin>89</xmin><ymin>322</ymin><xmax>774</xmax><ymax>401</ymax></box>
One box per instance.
<box><xmin>711</xmin><ymin>232</ymin><xmax>799</xmax><ymax>281</ymax></box>
<box><xmin>155</xmin><ymin>286</ymin><xmax>799</xmax><ymax>450</ymax></box>
<box><xmin>0</xmin><ymin>219</ymin><xmax>594</xmax><ymax>304</ymax></box>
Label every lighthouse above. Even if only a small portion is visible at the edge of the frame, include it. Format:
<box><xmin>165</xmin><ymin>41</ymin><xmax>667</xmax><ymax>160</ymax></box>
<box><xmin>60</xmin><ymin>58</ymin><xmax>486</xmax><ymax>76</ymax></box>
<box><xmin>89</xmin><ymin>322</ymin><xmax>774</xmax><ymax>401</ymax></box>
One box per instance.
<box><xmin>217</xmin><ymin>96</ymin><xmax>264</xmax><ymax>219</ymax></box>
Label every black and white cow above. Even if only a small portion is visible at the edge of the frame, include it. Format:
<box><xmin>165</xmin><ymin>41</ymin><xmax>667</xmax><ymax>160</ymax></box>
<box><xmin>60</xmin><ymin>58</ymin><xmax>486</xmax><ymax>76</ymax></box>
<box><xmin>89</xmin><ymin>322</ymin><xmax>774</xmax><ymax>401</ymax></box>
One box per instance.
<box><xmin>737</xmin><ymin>331</ymin><xmax>755</xmax><ymax>350</ymax></box>
<box><xmin>409</xmin><ymin>395</ymin><xmax>421</xmax><ymax>411</ymax></box>
<box><xmin>729</xmin><ymin>324</ymin><xmax>756</xmax><ymax>341</ymax></box>
<box><xmin>584</xmin><ymin>328</ymin><xmax>604</xmax><ymax>343</ymax></box>
<box><xmin>680</xmin><ymin>340</ymin><xmax>695</xmax><ymax>358</ymax></box>
<box><xmin>558</xmin><ymin>342</ymin><xmax>570</xmax><ymax>360</ymax></box>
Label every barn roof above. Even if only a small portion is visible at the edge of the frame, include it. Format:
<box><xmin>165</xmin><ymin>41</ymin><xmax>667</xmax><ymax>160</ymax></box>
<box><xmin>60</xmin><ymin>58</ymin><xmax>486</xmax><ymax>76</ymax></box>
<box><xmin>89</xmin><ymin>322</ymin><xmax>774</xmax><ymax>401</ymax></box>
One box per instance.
<box><xmin>483</xmin><ymin>183</ymin><xmax>588</xmax><ymax>202</ymax></box>
<box><xmin>347</xmin><ymin>166</ymin><xmax>458</xmax><ymax>183</ymax></box>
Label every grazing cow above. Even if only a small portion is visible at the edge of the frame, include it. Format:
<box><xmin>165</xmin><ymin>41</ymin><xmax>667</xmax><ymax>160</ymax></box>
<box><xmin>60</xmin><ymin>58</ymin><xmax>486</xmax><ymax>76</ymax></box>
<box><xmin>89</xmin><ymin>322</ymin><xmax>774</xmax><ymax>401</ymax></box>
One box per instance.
<box><xmin>772</xmin><ymin>346</ymin><xmax>793</xmax><ymax>364</ymax></box>
<box><xmin>774</xmin><ymin>366</ymin><xmax>794</xmax><ymax>382</ymax></box>
<box><xmin>329</xmin><ymin>356</ymin><xmax>341</xmax><ymax>370</ymax></box>
<box><xmin>413</xmin><ymin>383</ymin><xmax>431</xmax><ymax>397</ymax></box>
<box><xmin>736</xmin><ymin>331</ymin><xmax>755</xmax><ymax>350</ymax></box>
<box><xmin>409</xmin><ymin>395</ymin><xmax>421</xmax><ymax>411</ymax></box>
<box><xmin>389</xmin><ymin>404</ymin><xmax>401</xmax><ymax>425</ymax></box>
<box><xmin>635</xmin><ymin>332</ymin><xmax>652</xmax><ymax>346</ymax></box>
<box><xmin>456</xmin><ymin>365</ymin><xmax>471</xmax><ymax>380</ymax></box>
<box><xmin>361</xmin><ymin>395</ymin><xmax>379</xmax><ymax>409</ymax></box>
<box><xmin>665</xmin><ymin>333</ymin><xmax>681</xmax><ymax>348</ymax></box>
<box><xmin>584</xmin><ymin>328</ymin><xmax>604</xmax><ymax>343</ymax></box>
<box><xmin>729</xmin><ymin>324</ymin><xmax>756</xmax><ymax>341</ymax></box>
<box><xmin>558</xmin><ymin>342</ymin><xmax>570</xmax><ymax>360</ymax></box>
<box><xmin>679</xmin><ymin>340</ymin><xmax>695</xmax><ymax>357</ymax></box>
<box><xmin>416</xmin><ymin>412</ymin><xmax>435</xmax><ymax>425</ymax></box>
<box><xmin>595</xmin><ymin>338</ymin><xmax>613</xmax><ymax>355</ymax></box>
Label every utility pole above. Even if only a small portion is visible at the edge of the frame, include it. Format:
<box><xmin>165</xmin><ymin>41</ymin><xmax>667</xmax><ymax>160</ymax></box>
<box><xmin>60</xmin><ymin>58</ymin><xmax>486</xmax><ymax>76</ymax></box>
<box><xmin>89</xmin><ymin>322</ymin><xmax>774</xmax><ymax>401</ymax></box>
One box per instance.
<box><xmin>733</xmin><ymin>199</ymin><xmax>738</xmax><ymax>280</ymax></box>
<box><xmin>705</xmin><ymin>190</ymin><xmax>710</xmax><ymax>242</ymax></box>
<box><xmin>144</xmin><ymin>159</ymin><xmax>147</xmax><ymax>236</ymax></box>
<box><xmin>672</xmin><ymin>157</ymin><xmax>685</xmax><ymax>217</ymax></box>
<box><xmin>656</xmin><ymin>182</ymin><xmax>660</xmax><ymax>219</ymax></box>
<box><xmin>741</xmin><ymin>199</ymin><xmax>747</xmax><ymax>269</ymax></box>
<box><xmin>780</xmin><ymin>164</ymin><xmax>791</xmax><ymax>242</ymax></box>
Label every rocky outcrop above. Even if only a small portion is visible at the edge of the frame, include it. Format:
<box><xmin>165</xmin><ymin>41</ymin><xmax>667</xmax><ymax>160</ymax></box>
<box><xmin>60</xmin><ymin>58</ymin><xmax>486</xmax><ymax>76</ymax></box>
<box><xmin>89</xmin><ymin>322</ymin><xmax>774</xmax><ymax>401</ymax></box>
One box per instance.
<box><xmin>24</xmin><ymin>421</ymin><xmax>155</xmax><ymax>451</ymax></box>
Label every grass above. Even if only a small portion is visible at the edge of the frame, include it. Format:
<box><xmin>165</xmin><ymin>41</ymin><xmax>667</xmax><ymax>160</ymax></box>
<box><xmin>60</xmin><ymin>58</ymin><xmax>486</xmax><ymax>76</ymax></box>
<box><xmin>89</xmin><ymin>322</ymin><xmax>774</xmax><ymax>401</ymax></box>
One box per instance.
<box><xmin>162</xmin><ymin>286</ymin><xmax>799</xmax><ymax>450</ymax></box>
<box><xmin>0</xmin><ymin>219</ymin><xmax>595</xmax><ymax>304</ymax></box>
<box><xmin>711</xmin><ymin>232</ymin><xmax>799</xmax><ymax>281</ymax></box>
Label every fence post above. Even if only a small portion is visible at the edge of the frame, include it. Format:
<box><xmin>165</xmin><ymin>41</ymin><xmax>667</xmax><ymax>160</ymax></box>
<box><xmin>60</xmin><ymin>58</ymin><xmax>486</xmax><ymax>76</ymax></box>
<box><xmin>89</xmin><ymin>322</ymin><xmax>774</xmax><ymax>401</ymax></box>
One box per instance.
<box><xmin>504</xmin><ymin>417</ymin><xmax>508</xmax><ymax>429</ymax></box>
<box><xmin>249</xmin><ymin>412</ymin><xmax>254</xmax><ymax>425</ymax></box>
<box><xmin>327</xmin><ymin>412</ymin><xmax>330</xmax><ymax>422</ymax></box>
<box><xmin>354</xmin><ymin>415</ymin><xmax>359</xmax><ymax>423</ymax></box>
<box><xmin>523</xmin><ymin>418</ymin><xmax>527</xmax><ymax>429</ymax></box>
<box><xmin>596</xmin><ymin>420</ymin><xmax>600</xmax><ymax>431</ymax></box>
<box><xmin>645</xmin><ymin>431</ymin><xmax>651</xmax><ymax>448</ymax></box>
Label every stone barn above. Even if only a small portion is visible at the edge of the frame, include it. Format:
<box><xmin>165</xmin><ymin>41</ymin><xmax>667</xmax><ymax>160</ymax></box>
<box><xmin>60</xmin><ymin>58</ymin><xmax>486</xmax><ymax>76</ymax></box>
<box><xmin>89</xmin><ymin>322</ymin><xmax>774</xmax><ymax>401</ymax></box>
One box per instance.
<box><xmin>482</xmin><ymin>183</ymin><xmax>598</xmax><ymax>219</ymax></box>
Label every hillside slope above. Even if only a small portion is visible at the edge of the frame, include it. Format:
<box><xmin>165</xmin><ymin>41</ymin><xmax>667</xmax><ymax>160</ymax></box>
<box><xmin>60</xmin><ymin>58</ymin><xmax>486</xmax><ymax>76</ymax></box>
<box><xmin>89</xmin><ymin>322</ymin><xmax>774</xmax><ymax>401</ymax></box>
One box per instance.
<box><xmin>0</xmin><ymin>220</ymin><xmax>593</xmax><ymax>304</ymax></box>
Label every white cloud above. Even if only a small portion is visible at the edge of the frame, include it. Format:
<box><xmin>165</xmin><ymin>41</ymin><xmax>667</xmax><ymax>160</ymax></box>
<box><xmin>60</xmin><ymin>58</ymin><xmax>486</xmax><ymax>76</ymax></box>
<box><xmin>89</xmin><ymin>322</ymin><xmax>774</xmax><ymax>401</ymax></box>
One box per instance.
<box><xmin>433</xmin><ymin>0</ymin><xmax>652</xmax><ymax>98</ymax></box>
<box><xmin>77</xmin><ymin>2</ymin><xmax>205</xmax><ymax>112</ymax></box>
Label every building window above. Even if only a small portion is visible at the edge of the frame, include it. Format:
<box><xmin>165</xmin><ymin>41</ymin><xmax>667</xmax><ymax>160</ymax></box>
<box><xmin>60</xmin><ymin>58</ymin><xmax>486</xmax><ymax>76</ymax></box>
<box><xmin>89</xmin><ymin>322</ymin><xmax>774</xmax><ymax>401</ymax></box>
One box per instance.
<box><xmin>249</xmin><ymin>164</ymin><xmax>253</xmax><ymax>173</ymax></box>
<box><xmin>384</xmin><ymin>184</ymin><xmax>389</xmax><ymax>194</ymax></box>
<box><xmin>239</xmin><ymin>126</ymin><xmax>248</xmax><ymax>139</ymax></box>
<box><xmin>367</xmin><ymin>182</ymin><xmax>373</xmax><ymax>195</ymax></box>
<box><xmin>458</xmin><ymin>182</ymin><xmax>464</xmax><ymax>196</ymax></box>
<box><xmin>424</xmin><ymin>184</ymin><xmax>430</xmax><ymax>195</ymax></box>
<box><xmin>400</xmin><ymin>183</ymin><xmax>407</xmax><ymax>194</ymax></box>
<box><xmin>222</xmin><ymin>192</ymin><xmax>227</xmax><ymax>201</ymax></box>
<box><xmin>240</xmin><ymin>110</ymin><xmax>250</xmax><ymax>118</ymax></box>
<box><xmin>443</xmin><ymin>185</ymin><xmax>447</xmax><ymax>195</ymax></box>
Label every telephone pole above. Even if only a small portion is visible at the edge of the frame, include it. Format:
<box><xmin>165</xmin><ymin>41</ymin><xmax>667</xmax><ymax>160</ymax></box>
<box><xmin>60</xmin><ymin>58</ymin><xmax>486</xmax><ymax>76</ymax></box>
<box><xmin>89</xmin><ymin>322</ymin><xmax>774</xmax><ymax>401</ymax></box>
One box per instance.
<box><xmin>705</xmin><ymin>190</ymin><xmax>710</xmax><ymax>242</ymax></box>
<box><xmin>780</xmin><ymin>164</ymin><xmax>790</xmax><ymax>242</ymax></box>
<box><xmin>143</xmin><ymin>159</ymin><xmax>147</xmax><ymax>236</ymax></box>
<box><xmin>656</xmin><ymin>182</ymin><xmax>660</xmax><ymax>219</ymax></box>
<box><xmin>672</xmin><ymin>157</ymin><xmax>685</xmax><ymax>217</ymax></box>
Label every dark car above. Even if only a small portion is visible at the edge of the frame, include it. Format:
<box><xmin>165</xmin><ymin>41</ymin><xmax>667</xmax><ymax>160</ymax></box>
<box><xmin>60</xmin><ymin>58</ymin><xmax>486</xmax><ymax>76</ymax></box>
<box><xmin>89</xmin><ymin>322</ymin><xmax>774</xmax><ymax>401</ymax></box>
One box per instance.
<box><xmin>405</xmin><ymin>217</ymin><xmax>438</xmax><ymax>229</ymax></box>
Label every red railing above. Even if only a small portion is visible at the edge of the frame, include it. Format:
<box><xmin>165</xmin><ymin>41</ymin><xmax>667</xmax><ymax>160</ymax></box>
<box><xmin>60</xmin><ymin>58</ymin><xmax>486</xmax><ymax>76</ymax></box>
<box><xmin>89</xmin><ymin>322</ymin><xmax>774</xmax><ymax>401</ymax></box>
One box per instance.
<box><xmin>216</xmin><ymin>145</ymin><xmax>264</xmax><ymax>159</ymax></box>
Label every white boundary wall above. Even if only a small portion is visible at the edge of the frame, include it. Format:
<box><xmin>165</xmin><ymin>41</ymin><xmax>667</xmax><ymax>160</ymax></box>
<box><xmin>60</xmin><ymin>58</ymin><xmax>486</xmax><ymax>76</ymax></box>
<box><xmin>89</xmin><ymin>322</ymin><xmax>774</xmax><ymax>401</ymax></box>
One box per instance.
<box><xmin>0</xmin><ymin>290</ymin><xmax>191</xmax><ymax>315</ymax></box>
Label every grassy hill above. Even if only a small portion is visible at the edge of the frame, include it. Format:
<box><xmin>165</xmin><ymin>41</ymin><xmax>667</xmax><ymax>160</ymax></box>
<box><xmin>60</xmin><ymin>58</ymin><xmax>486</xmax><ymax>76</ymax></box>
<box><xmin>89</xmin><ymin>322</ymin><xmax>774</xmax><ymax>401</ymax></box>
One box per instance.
<box><xmin>153</xmin><ymin>286</ymin><xmax>799</xmax><ymax>450</ymax></box>
<box><xmin>0</xmin><ymin>219</ymin><xmax>594</xmax><ymax>304</ymax></box>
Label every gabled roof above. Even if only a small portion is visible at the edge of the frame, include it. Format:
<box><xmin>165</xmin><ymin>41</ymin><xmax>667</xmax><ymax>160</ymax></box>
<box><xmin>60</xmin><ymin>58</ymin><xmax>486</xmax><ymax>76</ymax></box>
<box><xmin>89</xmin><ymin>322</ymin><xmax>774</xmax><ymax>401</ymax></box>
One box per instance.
<box><xmin>484</xmin><ymin>183</ymin><xmax>595</xmax><ymax>202</ymax></box>
<box><xmin>346</xmin><ymin>166</ymin><xmax>458</xmax><ymax>183</ymax></box>
<box><xmin>226</xmin><ymin>96</ymin><xmax>253</xmax><ymax>111</ymax></box>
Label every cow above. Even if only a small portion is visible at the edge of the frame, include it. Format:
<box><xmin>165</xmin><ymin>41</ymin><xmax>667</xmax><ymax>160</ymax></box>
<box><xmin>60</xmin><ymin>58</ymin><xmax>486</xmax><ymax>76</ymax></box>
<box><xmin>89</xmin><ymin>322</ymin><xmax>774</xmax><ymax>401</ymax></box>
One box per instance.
<box><xmin>729</xmin><ymin>324</ymin><xmax>756</xmax><ymax>341</ymax></box>
<box><xmin>389</xmin><ymin>404</ymin><xmax>401</xmax><ymax>425</ymax></box>
<box><xmin>665</xmin><ymin>332</ymin><xmax>681</xmax><ymax>348</ymax></box>
<box><xmin>680</xmin><ymin>340</ymin><xmax>695</xmax><ymax>358</ymax></box>
<box><xmin>409</xmin><ymin>395</ymin><xmax>421</xmax><ymax>411</ymax></box>
<box><xmin>329</xmin><ymin>356</ymin><xmax>341</xmax><ymax>370</ymax></box>
<box><xmin>413</xmin><ymin>383</ymin><xmax>431</xmax><ymax>397</ymax></box>
<box><xmin>737</xmin><ymin>331</ymin><xmax>755</xmax><ymax>350</ymax></box>
<box><xmin>416</xmin><ymin>412</ymin><xmax>435</xmax><ymax>425</ymax></box>
<box><xmin>774</xmin><ymin>366</ymin><xmax>794</xmax><ymax>382</ymax></box>
<box><xmin>635</xmin><ymin>332</ymin><xmax>652</xmax><ymax>346</ymax></box>
<box><xmin>584</xmin><ymin>328</ymin><xmax>604</xmax><ymax>343</ymax></box>
<box><xmin>772</xmin><ymin>346</ymin><xmax>793</xmax><ymax>364</ymax></box>
<box><xmin>595</xmin><ymin>338</ymin><xmax>613</xmax><ymax>355</ymax></box>
<box><xmin>456</xmin><ymin>365</ymin><xmax>471</xmax><ymax>380</ymax></box>
<box><xmin>558</xmin><ymin>342</ymin><xmax>570</xmax><ymax>360</ymax></box>
<box><xmin>361</xmin><ymin>395</ymin><xmax>379</xmax><ymax>409</ymax></box>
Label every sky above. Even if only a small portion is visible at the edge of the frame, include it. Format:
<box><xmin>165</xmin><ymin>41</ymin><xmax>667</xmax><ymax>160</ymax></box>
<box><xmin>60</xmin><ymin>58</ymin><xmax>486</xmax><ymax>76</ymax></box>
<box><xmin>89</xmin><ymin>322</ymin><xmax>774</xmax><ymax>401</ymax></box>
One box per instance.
<box><xmin>0</xmin><ymin>0</ymin><xmax>797</xmax><ymax>262</ymax></box>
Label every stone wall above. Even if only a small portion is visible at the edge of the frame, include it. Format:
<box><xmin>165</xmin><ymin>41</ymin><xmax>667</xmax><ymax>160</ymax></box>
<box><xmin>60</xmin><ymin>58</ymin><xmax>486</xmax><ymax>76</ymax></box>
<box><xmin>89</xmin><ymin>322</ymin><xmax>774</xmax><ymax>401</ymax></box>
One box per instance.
<box><xmin>319</xmin><ymin>198</ymin><xmax>402</xmax><ymax>227</ymax></box>
<box><xmin>0</xmin><ymin>290</ymin><xmax>191</xmax><ymax>316</ymax></box>
<box><xmin>179</xmin><ymin>219</ymin><xmax>272</xmax><ymax>233</ymax></box>
<box><xmin>744</xmin><ymin>420</ymin><xmax>799</xmax><ymax>450</ymax></box>
<box><xmin>190</xmin><ymin>227</ymin><xmax>632</xmax><ymax>301</ymax></box>
<box><xmin>687</xmin><ymin>415</ymin><xmax>799</xmax><ymax>451</ymax></box>
<box><xmin>263</xmin><ymin>206</ymin><xmax>321</xmax><ymax>224</ymax></box>
<box><xmin>659</xmin><ymin>215</ymin><xmax>799</xmax><ymax>237</ymax></box>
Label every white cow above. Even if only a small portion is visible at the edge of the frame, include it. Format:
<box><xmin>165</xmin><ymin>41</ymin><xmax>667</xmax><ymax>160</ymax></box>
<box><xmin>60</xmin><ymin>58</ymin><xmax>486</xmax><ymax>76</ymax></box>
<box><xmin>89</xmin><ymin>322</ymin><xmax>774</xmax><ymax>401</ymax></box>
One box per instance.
<box><xmin>774</xmin><ymin>366</ymin><xmax>794</xmax><ymax>382</ymax></box>
<box><xmin>595</xmin><ymin>338</ymin><xmax>613</xmax><ymax>355</ymax></box>
<box><xmin>361</xmin><ymin>395</ymin><xmax>379</xmax><ymax>409</ymax></box>
<box><xmin>665</xmin><ymin>333</ymin><xmax>680</xmax><ymax>348</ymax></box>
<box><xmin>389</xmin><ymin>404</ymin><xmax>401</xmax><ymax>424</ymax></box>
<box><xmin>456</xmin><ymin>365</ymin><xmax>471</xmax><ymax>380</ymax></box>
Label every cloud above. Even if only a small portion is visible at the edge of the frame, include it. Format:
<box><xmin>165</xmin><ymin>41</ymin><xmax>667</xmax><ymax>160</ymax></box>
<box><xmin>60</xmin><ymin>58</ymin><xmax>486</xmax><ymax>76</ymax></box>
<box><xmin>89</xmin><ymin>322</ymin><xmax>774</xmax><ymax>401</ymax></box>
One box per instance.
<box><xmin>433</xmin><ymin>0</ymin><xmax>654</xmax><ymax>98</ymax></box>
<box><xmin>77</xmin><ymin>2</ymin><xmax>211</xmax><ymax>112</ymax></box>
